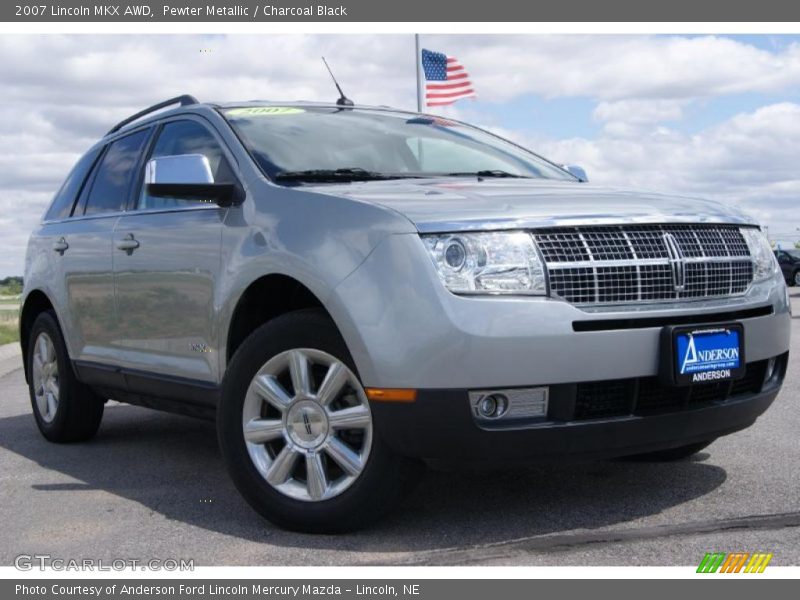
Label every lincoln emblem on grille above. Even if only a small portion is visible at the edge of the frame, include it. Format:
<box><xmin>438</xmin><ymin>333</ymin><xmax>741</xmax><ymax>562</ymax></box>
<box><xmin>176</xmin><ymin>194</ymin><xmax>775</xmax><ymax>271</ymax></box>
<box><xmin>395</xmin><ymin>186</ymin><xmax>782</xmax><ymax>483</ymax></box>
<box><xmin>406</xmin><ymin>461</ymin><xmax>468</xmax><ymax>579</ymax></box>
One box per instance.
<box><xmin>662</xmin><ymin>232</ymin><xmax>686</xmax><ymax>292</ymax></box>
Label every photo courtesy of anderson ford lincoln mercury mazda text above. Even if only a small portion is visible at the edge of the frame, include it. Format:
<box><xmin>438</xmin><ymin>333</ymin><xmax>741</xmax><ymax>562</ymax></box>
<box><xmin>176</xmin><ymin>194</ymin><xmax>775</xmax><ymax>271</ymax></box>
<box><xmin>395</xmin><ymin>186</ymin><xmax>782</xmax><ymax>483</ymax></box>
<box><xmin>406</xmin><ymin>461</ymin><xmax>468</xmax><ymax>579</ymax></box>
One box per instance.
<box><xmin>20</xmin><ymin>96</ymin><xmax>791</xmax><ymax>532</ymax></box>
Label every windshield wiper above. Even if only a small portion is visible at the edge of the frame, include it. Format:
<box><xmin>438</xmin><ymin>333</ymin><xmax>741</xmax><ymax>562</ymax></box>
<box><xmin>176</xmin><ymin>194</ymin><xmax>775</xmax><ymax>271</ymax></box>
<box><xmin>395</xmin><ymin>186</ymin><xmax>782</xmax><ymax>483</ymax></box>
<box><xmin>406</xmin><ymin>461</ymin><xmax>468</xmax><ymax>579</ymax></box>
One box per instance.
<box><xmin>274</xmin><ymin>168</ymin><xmax>528</xmax><ymax>183</ymax></box>
<box><xmin>447</xmin><ymin>170</ymin><xmax>530</xmax><ymax>179</ymax></box>
<box><xmin>274</xmin><ymin>168</ymin><xmax>404</xmax><ymax>183</ymax></box>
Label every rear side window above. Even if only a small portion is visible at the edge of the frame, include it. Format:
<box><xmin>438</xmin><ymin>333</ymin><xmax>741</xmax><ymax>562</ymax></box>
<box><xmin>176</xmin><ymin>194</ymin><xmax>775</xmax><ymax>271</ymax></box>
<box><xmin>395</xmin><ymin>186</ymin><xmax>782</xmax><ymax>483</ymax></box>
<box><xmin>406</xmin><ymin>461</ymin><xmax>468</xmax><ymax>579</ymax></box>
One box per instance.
<box><xmin>137</xmin><ymin>120</ymin><xmax>235</xmax><ymax>210</ymax></box>
<box><xmin>82</xmin><ymin>129</ymin><xmax>150</xmax><ymax>215</ymax></box>
<box><xmin>44</xmin><ymin>147</ymin><xmax>102</xmax><ymax>221</ymax></box>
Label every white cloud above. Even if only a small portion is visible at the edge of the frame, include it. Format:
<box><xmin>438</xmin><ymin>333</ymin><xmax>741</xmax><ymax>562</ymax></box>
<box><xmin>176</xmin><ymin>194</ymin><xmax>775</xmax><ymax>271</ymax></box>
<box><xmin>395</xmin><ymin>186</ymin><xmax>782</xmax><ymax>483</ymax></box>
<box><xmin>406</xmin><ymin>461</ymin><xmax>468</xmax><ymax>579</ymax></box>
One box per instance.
<box><xmin>527</xmin><ymin>102</ymin><xmax>800</xmax><ymax>232</ymax></box>
<box><xmin>449</xmin><ymin>35</ymin><xmax>800</xmax><ymax>102</ymax></box>
<box><xmin>593</xmin><ymin>99</ymin><xmax>687</xmax><ymax>129</ymax></box>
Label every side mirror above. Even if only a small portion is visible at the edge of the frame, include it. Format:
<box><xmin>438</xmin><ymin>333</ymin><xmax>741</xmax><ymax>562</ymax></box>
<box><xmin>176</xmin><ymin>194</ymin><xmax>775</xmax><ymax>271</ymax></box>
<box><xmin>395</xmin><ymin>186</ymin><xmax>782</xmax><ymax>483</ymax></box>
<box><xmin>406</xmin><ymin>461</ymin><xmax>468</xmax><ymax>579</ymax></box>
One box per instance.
<box><xmin>561</xmin><ymin>164</ymin><xmax>588</xmax><ymax>182</ymax></box>
<box><xmin>144</xmin><ymin>154</ymin><xmax>243</xmax><ymax>207</ymax></box>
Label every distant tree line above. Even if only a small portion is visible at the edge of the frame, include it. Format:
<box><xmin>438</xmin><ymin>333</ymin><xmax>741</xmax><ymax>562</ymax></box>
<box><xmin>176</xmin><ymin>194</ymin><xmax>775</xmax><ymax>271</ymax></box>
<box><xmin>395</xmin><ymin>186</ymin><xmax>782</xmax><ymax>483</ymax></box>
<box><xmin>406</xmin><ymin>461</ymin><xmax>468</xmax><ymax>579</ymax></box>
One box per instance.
<box><xmin>0</xmin><ymin>276</ymin><xmax>22</xmax><ymax>296</ymax></box>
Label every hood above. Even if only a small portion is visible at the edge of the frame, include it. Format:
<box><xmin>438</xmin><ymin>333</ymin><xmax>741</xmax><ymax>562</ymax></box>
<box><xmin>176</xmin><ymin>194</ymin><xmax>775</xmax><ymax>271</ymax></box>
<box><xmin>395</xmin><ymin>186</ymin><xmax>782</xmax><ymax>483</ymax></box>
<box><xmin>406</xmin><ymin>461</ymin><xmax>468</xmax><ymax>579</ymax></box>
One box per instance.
<box><xmin>307</xmin><ymin>178</ymin><xmax>757</xmax><ymax>233</ymax></box>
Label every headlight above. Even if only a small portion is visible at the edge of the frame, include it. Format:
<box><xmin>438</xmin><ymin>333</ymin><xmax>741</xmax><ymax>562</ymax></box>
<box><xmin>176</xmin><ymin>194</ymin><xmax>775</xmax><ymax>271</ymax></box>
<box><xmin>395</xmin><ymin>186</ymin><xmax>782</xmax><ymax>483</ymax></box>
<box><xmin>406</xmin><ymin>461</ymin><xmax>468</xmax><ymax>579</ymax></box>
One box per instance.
<box><xmin>422</xmin><ymin>231</ymin><xmax>546</xmax><ymax>295</ymax></box>
<box><xmin>741</xmin><ymin>227</ymin><xmax>779</xmax><ymax>282</ymax></box>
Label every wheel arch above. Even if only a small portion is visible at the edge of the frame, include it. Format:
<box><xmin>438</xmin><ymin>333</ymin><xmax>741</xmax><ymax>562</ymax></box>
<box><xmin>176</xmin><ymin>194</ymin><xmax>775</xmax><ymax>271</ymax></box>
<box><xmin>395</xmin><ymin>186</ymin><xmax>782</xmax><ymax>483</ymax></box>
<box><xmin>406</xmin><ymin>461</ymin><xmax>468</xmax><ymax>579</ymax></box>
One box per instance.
<box><xmin>19</xmin><ymin>289</ymin><xmax>57</xmax><ymax>383</ymax></box>
<box><xmin>224</xmin><ymin>273</ymin><xmax>346</xmax><ymax>368</ymax></box>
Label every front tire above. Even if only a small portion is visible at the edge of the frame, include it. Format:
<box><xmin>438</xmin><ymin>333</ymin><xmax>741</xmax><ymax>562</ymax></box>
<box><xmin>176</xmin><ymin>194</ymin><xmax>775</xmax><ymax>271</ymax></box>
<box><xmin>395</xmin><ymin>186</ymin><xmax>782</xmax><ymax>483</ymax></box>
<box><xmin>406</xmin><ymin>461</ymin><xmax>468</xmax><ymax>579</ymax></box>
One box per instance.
<box><xmin>793</xmin><ymin>270</ymin><xmax>800</xmax><ymax>287</ymax></box>
<box><xmin>27</xmin><ymin>311</ymin><xmax>104</xmax><ymax>443</ymax></box>
<box><xmin>217</xmin><ymin>309</ymin><xmax>419</xmax><ymax>533</ymax></box>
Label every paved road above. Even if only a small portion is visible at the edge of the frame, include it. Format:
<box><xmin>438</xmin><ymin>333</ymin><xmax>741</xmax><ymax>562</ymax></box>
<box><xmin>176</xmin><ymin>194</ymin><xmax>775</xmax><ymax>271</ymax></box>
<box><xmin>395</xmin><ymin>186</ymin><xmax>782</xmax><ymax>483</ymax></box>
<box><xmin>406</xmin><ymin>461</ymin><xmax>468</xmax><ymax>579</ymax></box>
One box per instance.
<box><xmin>1</xmin><ymin>295</ymin><xmax>798</xmax><ymax>567</ymax></box>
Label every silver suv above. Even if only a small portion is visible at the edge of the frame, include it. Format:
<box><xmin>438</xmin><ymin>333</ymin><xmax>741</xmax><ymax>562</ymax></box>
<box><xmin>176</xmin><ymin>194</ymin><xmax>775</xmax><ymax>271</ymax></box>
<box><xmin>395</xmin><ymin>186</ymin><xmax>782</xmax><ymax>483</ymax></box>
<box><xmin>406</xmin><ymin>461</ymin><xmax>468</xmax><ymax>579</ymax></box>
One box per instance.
<box><xmin>21</xmin><ymin>96</ymin><xmax>791</xmax><ymax>532</ymax></box>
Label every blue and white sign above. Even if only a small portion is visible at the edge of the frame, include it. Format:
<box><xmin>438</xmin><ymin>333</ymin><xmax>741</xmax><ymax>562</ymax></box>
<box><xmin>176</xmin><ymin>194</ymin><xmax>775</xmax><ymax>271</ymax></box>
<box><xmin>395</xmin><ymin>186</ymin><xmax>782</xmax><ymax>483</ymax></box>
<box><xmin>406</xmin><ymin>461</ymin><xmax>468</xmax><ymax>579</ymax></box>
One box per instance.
<box><xmin>675</xmin><ymin>328</ymin><xmax>742</xmax><ymax>383</ymax></box>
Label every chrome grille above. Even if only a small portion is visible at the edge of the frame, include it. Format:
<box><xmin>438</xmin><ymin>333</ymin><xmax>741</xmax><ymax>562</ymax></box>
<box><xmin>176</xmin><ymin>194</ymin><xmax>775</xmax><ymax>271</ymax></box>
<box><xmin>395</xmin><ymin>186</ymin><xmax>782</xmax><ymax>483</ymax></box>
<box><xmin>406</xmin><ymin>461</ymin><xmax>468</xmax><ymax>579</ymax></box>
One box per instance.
<box><xmin>533</xmin><ymin>225</ymin><xmax>754</xmax><ymax>305</ymax></box>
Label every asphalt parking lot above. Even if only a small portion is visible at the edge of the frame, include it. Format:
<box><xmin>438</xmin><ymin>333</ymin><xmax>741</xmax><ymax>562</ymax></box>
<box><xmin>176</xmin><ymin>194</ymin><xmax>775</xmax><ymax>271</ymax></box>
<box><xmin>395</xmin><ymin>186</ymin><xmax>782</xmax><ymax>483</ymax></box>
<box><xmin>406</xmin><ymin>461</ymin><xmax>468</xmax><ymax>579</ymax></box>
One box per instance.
<box><xmin>0</xmin><ymin>294</ymin><xmax>798</xmax><ymax>567</ymax></box>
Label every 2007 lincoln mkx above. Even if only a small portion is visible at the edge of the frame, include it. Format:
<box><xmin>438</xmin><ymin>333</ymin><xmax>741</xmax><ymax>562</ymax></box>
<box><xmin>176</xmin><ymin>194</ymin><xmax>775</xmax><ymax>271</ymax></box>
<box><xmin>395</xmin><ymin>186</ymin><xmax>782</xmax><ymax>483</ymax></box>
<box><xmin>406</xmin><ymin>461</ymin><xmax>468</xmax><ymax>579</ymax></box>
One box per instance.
<box><xmin>20</xmin><ymin>95</ymin><xmax>791</xmax><ymax>532</ymax></box>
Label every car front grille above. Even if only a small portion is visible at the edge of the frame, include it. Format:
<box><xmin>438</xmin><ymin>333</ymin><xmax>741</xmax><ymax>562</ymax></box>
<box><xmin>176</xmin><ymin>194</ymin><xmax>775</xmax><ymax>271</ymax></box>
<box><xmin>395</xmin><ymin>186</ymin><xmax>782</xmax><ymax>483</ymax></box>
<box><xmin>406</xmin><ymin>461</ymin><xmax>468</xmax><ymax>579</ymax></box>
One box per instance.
<box><xmin>532</xmin><ymin>224</ymin><xmax>754</xmax><ymax>306</ymax></box>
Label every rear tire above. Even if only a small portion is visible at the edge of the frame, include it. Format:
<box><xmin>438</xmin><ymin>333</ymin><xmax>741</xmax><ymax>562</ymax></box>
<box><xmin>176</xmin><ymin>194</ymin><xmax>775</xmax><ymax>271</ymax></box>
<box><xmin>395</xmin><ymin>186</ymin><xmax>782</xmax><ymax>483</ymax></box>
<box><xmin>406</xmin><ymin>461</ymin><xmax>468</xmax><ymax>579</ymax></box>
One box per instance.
<box><xmin>217</xmin><ymin>309</ymin><xmax>420</xmax><ymax>533</ymax></box>
<box><xmin>623</xmin><ymin>440</ymin><xmax>714</xmax><ymax>462</ymax></box>
<box><xmin>793</xmin><ymin>270</ymin><xmax>800</xmax><ymax>287</ymax></box>
<box><xmin>27</xmin><ymin>311</ymin><xmax>104</xmax><ymax>443</ymax></box>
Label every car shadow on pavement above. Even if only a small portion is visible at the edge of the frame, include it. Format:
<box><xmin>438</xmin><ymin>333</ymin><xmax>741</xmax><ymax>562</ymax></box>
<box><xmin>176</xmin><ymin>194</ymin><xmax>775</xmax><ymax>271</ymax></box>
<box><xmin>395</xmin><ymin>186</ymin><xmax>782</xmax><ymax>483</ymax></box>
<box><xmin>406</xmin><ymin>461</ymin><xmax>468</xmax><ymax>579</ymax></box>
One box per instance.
<box><xmin>0</xmin><ymin>402</ymin><xmax>728</xmax><ymax>557</ymax></box>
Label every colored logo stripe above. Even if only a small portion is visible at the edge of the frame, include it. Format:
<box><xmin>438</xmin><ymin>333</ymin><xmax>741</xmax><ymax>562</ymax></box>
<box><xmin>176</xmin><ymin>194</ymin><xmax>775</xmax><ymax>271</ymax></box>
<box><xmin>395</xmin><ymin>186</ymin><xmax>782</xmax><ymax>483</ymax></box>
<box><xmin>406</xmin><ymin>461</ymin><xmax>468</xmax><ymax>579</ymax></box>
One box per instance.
<box><xmin>697</xmin><ymin>552</ymin><xmax>773</xmax><ymax>573</ymax></box>
<box><xmin>720</xmin><ymin>553</ymin><xmax>749</xmax><ymax>573</ymax></box>
<box><xmin>744</xmin><ymin>553</ymin><xmax>773</xmax><ymax>573</ymax></box>
<box><xmin>697</xmin><ymin>552</ymin><xmax>726</xmax><ymax>573</ymax></box>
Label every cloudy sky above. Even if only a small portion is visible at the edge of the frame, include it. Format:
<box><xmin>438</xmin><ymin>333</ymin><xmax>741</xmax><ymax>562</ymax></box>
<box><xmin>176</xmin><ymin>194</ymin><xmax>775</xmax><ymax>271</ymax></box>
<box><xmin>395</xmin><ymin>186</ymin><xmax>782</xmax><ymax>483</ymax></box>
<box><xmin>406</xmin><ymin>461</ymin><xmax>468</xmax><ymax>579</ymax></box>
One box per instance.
<box><xmin>1</xmin><ymin>34</ymin><xmax>800</xmax><ymax>276</ymax></box>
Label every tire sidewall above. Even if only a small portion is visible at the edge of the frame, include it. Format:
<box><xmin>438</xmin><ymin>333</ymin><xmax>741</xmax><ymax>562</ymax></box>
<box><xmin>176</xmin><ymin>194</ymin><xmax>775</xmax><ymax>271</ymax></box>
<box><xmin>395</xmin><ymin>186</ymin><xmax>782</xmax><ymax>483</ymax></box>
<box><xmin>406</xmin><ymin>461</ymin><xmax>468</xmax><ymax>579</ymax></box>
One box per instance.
<box><xmin>27</xmin><ymin>312</ymin><xmax>73</xmax><ymax>436</ymax></box>
<box><xmin>217</xmin><ymin>310</ymin><xmax>407</xmax><ymax>532</ymax></box>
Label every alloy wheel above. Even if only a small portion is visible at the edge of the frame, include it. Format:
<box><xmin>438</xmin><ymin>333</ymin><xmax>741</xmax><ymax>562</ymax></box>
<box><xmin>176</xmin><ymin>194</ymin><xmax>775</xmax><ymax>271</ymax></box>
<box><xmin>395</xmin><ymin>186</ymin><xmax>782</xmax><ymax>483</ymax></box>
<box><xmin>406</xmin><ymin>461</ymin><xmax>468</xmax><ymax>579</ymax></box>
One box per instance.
<box><xmin>241</xmin><ymin>349</ymin><xmax>373</xmax><ymax>502</ymax></box>
<box><xmin>31</xmin><ymin>332</ymin><xmax>59</xmax><ymax>423</ymax></box>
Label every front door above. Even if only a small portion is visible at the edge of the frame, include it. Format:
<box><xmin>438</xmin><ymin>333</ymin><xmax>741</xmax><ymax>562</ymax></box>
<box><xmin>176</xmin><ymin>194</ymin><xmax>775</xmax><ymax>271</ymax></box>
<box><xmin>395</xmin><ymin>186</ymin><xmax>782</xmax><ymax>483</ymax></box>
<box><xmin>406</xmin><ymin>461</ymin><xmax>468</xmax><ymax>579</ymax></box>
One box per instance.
<box><xmin>111</xmin><ymin>118</ymin><xmax>236</xmax><ymax>385</ymax></box>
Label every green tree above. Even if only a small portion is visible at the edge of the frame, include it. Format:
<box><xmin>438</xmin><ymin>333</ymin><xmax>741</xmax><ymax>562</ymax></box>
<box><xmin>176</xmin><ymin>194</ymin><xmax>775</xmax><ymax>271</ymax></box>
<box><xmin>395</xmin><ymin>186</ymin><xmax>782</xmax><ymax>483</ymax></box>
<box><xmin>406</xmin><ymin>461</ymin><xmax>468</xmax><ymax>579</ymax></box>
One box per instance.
<box><xmin>0</xmin><ymin>276</ymin><xmax>22</xmax><ymax>296</ymax></box>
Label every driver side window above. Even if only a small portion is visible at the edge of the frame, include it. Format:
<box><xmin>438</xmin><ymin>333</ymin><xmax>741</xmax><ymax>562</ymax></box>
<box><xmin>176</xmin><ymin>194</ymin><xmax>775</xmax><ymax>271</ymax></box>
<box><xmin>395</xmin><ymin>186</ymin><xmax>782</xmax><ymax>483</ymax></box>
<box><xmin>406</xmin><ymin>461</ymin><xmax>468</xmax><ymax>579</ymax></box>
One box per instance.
<box><xmin>138</xmin><ymin>120</ymin><xmax>235</xmax><ymax>210</ymax></box>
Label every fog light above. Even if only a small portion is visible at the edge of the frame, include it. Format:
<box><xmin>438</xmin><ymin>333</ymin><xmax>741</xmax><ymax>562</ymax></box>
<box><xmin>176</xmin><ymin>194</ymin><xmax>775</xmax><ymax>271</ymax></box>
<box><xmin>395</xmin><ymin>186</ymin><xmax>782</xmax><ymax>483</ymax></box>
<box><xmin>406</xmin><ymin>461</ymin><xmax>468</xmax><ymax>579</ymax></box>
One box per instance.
<box><xmin>765</xmin><ymin>357</ymin><xmax>777</xmax><ymax>384</ymax></box>
<box><xmin>469</xmin><ymin>387</ymin><xmax>548</xmax><ymax>423</ymax></box>
<box><xmin>478</xmin><ymin>394</ymin><xmax>507</xmax><ymax>418</ymax></box>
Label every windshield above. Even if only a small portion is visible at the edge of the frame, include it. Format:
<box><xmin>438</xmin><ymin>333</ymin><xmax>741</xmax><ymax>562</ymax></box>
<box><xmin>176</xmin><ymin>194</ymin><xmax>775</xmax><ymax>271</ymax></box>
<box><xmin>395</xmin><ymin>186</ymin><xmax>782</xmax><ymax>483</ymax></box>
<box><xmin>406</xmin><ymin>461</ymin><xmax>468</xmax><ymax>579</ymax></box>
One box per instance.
<box><xmin>221</xmin><ymin>106</ymin><xmax>576</xmax><ymax>183</ymax></box>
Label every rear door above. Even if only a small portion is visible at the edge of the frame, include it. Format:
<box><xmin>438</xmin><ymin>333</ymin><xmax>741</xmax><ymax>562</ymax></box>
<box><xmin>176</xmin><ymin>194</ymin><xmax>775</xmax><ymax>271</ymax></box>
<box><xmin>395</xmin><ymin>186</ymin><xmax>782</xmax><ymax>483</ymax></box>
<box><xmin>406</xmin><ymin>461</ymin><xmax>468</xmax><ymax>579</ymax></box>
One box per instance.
<box><xmin>31</xmin><ymin>145</ymin><xmax>103</xmax><ymax>358</ymax></box>
<box><xmin>55</xmin><ymin>129</ymin><xmax>151</xmax><ymax>368</ymax></box>
<box><xmin>111</xmin><ymin>117</ymin><xmax>235</xmax><ymax>386</ymax></box>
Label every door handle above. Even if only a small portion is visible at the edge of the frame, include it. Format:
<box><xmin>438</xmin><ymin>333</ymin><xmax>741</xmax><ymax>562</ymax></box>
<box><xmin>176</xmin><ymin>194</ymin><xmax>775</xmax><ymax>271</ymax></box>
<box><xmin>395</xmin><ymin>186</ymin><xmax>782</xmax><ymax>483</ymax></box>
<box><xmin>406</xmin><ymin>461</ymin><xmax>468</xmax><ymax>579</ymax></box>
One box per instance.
<box><xmin>52</xmin><ymin>238</ymin><xmax>69</xmax><ymax>255</ymax></box>
<box><xmin>116</xmin><ymin>233</ymin><xmax>140</xmax><ymax>254</ymax></box>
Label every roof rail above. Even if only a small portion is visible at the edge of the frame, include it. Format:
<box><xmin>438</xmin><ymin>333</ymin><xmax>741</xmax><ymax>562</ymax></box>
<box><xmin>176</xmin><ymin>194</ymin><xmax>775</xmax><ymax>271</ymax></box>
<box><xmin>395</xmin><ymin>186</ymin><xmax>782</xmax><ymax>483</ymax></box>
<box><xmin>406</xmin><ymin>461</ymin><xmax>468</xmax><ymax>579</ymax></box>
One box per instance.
<box><xmin>106</xmin><ymin>95</ymin><xmax>199</xmax><ymax>135</ymax></box>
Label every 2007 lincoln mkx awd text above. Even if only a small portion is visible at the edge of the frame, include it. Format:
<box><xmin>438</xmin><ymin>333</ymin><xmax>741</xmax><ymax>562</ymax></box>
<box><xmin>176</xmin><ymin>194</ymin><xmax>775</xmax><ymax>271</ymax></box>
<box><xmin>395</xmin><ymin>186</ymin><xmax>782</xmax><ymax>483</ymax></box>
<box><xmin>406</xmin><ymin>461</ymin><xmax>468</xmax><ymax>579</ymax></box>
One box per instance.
<box><xmin>20</xmin><ymin>96</ymin><xmax>791</xmax><ymax>532</ymax></box>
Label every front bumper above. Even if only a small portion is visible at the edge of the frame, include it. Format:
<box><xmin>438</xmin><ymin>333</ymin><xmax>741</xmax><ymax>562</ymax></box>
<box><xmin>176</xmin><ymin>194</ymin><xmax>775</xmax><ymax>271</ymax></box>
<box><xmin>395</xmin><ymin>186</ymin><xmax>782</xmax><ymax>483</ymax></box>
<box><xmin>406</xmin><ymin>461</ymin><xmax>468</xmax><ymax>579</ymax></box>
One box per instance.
<box><xmin>371</xmin><ymin>354</ymin><xmax>787</xmax><ymax>462</ymax></box>
<box><xmin>328</xmin><ymin>233</ymin><xmax>791</xmax><ymax>462</ymax></box>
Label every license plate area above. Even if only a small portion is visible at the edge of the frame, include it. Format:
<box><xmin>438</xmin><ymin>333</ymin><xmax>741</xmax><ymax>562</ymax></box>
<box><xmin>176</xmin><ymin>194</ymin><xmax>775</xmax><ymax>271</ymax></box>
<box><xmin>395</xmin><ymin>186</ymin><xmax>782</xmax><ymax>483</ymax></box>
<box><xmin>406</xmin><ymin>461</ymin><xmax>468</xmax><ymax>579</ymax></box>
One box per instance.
<box><xmin>660</xmin><ymin>323</ymin><xmax>745</xmax><ymax>386</ymax></box>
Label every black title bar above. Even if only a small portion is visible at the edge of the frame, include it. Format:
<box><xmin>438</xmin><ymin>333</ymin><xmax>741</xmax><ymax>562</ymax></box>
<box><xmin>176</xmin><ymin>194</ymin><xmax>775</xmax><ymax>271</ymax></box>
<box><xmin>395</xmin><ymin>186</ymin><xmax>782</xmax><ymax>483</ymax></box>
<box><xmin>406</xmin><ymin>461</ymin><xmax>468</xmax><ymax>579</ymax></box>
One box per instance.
<box><xmin>4</xmin><ymin>0</ymin><xmax>800</xmax><ymax>22</ymax></box>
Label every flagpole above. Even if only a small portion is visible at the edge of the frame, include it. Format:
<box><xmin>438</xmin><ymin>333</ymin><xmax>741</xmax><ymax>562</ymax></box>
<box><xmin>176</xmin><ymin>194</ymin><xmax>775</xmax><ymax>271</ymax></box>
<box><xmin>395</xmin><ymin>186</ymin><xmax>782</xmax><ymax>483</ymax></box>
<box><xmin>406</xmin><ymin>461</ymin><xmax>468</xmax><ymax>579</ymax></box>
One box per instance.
<box><xmin>414</xmin><ymin>33</ymin><xmax>423</xmax><ymax>113</ymax></box>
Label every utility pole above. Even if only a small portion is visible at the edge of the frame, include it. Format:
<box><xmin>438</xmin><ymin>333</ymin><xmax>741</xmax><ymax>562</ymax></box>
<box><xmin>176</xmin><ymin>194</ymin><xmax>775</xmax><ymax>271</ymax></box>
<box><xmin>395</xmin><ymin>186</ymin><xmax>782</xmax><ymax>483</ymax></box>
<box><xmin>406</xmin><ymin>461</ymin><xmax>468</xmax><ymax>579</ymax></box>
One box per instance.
<box><xmin>415</xmin><ymin>34</ymin><xmax>423</xmax><ymax>113</ymax></box>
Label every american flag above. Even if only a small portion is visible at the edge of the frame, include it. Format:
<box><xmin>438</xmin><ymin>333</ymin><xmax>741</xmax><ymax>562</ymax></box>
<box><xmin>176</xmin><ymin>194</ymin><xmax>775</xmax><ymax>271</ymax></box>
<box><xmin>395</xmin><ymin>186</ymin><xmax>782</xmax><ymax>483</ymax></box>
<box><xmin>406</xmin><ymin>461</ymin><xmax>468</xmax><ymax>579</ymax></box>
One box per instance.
<box><xmin>421</xmin><ymin>48</ymin><xmax>476</xmax><ymax>107</ymax></box>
